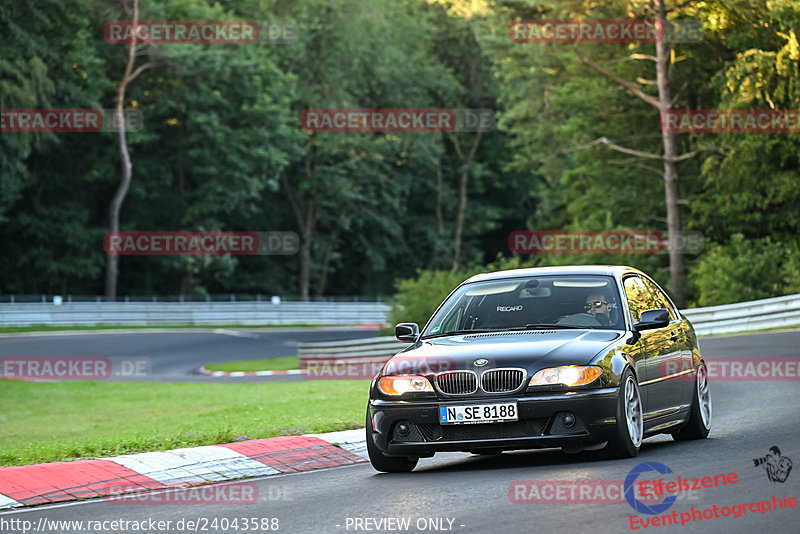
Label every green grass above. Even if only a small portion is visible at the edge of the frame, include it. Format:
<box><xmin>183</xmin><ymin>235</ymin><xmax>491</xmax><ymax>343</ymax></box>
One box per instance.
<box><xmin>0</xmin><ymin>324</ymin><xmax>327</xmax><ymax>334</ymax></box>
<box><xmin>0</xmin><ymin>380</ymin><xmax>369</xmax><ymax>467</ymax></box>
<box><xmin>204</xmin><ymin>356</ymin><xmax>300</xmax><ymax>372</ymax></box>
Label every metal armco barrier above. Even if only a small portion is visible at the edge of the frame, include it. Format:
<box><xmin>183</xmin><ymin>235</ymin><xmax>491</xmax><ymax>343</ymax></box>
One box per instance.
<box><xmin>1</xmin><ymin>293</ymin><xmax>798</xmax><ymax>335</ymax></box>
<box><xmin>299</xmin><ymin>337</ymin><xmax>411</xmax><ymax>368</ymax></box>
<box><xmin>681</xmin><ymin>293</ymin><xmax>800</xmax><ymax>336</ymax></box>
<box><xmin>294</xmin><ymin>294</ymin><xmax>800</xmax><ymax>365</ymax></box>
<box><xmin>0</xmin><ymin>301</ymin><xmax>390</xmax><ymax>327</ymax></box>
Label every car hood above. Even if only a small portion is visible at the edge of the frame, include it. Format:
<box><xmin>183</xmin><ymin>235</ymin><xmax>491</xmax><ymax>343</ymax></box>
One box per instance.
<box><xmin>382</xmin><ymin>329</ymin><xmax>623</xmax><ymax>376</ymax></box>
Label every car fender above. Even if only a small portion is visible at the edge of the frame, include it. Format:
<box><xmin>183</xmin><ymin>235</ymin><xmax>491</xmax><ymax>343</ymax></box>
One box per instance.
<box><xmin>590</xmin><ymin>342</ymin><xmax>639</xmax><ymax>387</ymax></box>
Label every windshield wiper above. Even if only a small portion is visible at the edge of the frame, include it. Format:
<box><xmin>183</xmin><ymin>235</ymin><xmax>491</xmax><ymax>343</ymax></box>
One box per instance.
<box><xmin>422</xmin><ymin>324</ymin><xmax>588</xmax><ymax>338</ymax></box>
<box><xmin>522</xmin><ymin>324</ymin><xmax>586</xmax><ymax>330</ymax></box>
<box><xmin>421</xmin><ymin>328</ymin><xmax>506</xmax><ymax>339</ymax></box>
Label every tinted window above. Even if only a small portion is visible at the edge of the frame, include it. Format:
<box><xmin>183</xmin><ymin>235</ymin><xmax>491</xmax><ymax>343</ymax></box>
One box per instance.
<box><xmin>623</xmin><ymin>275</ymin><xmax>657</xmax><ymax>323</ymax></box>
<box><xmin>642</xmin><ymin>277</ymin><xmax>677</xmax><ymax>320</ymax></box>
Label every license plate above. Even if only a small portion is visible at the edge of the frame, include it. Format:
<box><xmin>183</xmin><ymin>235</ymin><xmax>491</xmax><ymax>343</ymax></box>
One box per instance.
<box><xmin>439</xmin><ymin>402</ymin><xmax>518</xmax><ymax>425</ymax></box>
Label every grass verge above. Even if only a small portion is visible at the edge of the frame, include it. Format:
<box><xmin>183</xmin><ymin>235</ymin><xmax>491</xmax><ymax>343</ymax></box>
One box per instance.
<box><xmin>204</xmin><ymin>356</ymin><xmax>300</xmax><ymax>372</ymax></box>
<box><xmin>0</xmin><ymin>379</ymin><xmax>369</xmax><ymax>467</ymax></box>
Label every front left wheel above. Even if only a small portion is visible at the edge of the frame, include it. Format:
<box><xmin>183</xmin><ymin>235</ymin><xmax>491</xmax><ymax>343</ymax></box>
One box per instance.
<box><xmin>602</xmin><ymin>368</ymin><xmax>643</xmax><ymax>458</ymax></box>
<box><xmin>365</xmin><ymin>408</ymin><xmax>418</xmax><ymax>473</ymax></box>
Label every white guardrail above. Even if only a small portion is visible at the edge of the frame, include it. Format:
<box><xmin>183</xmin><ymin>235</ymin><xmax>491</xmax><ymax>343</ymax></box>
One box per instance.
<box><xmin>681</xmin><ymin>293</ymin><xmax>800</xmax><ymax>335</ymax></box>
<box><xmin>0</xmin><ymin>301</ymin><xmax>390</xmax><ymax>327</ymax></box>
<box><xmin>297</xmin><ymin>293</ymin><xmax>800</xmax><ymax>363</ymax></box>
<box><xmin>0</xmin><ymin>293</ymin><xmax>798</xmax><ymax>336</ymax></box>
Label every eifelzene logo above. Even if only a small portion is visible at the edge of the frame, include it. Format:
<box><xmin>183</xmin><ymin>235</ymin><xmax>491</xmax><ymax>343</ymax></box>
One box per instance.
<box><xmin>497</xmin><ymin>305</ymin><xmax>523</xmax><ymax>312</ymax></box>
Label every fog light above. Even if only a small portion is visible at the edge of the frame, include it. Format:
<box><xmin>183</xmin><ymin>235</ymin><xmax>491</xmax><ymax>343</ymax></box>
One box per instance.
<box><xmin>396</xmin><ymin>422</ymin><xmax>410</xmax><ymax>435</ymax></box>
<box><xmin>562</xmin><ymin>413</ymin><xmax>576</xmax><ymax>428</ymax></box>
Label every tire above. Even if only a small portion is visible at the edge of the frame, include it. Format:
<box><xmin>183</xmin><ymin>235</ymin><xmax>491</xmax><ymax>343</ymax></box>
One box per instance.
<box><xmin>672</xmin><ymin>363</ymin><xmax>711</xmax><ymax>441</ymax></box>
<box><xmin>602</xmin><ymin>368</ymin><xmax>643</xmax><ymax>458</ymax></box>
<box><xmin>365</xmin><ymin>407</ymin><xmax>418</xmax><ymax>473</ymax></box>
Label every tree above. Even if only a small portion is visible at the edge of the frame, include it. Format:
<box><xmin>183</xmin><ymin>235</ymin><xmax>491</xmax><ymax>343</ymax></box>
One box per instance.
<box><xmin>105</xmin><ymin>0</ymin><xmax>160</xmax><ymax>299</ymax></box>
<box><xmin>483</xmin><ymin>0</ymin><xmax>714</xmax><ymax>305</ymax></box>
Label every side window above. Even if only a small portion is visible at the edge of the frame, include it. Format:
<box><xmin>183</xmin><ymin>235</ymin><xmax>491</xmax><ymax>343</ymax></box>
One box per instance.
<box><xmin>623</xmin><ymin>275</ymin><xmax>657</xmax><ymax>323</ymax></box>
<box><xmin>438</xmin><ymin>296</ymin><xmax>473</xmax><ymax>333</ymax></box>
<box><xmin>642</xmin><ymin>277</ymin><xmax>677</xmax><ymax>321</ymax></box>
<box><xmin>441</xmin><ymin>307</ymin><xmax>462</xmax><ymax>332</ymax></box>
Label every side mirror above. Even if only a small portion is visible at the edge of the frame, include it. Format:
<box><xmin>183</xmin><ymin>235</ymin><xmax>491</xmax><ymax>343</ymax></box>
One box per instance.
<box><xmin>395</xmin><ymin>323</ymin><xmax>419</xmax><ymax>342</ymax></box>
<box><xmin>633</xmin><ymin>308</ymin><xmax>670</xmax><ymax>331</ymax></box>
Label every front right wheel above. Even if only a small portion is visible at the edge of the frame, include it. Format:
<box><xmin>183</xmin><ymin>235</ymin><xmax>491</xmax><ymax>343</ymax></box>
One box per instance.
<box><xmin>365</xmin><ymin>407</ymin><xmax>418</xmax><ymax>473</ymax></box>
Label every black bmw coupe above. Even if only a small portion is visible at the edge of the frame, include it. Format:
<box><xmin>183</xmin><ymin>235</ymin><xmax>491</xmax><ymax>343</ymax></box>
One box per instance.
<box><xmin>367</xmin><ymin>266</ymin><xmax>711</xmax><ymax>472</ymax></box>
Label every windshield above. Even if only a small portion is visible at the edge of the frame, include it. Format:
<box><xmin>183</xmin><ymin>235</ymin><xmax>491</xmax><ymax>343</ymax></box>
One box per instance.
<box><xmin>422</xmin><ymin>275</ymin><xmax>623</xmax><ymax>337</ymax></box>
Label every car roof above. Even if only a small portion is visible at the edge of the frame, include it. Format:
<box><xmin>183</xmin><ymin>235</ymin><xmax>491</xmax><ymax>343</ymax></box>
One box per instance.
<box><xmin>464</xmin><ymin>265</ymin><xmax>641</xmax><ymax>284</ymax></box>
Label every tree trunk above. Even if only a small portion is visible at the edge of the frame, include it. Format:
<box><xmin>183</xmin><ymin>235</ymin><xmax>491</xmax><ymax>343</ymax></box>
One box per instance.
<box><xmin>281</xmin><ymin>167</ymin><xmax>316</xmax><ymax>301</ymax></box>
<box><xmin>450</xmin><ymin>130</ymin><xmax>483</xmax><ymax>269</ymax></box>
<box><xmin>315</xmin><ymin>207</ymin><xmax>346</xmax><ymax>298</ymax></box>
<box><xmin>104</xmin><ymin>0</ymin><xmax>140</xmax><ymax>301</ymax></box>
<box><xmin>452</xmin><ymin>163</ymin><xmax>468</xmax><ymax>268</ymax></box>
<box><xmin>655</xmin><ymin>0</ymin><xmax>686</xmax><ymax>306</ymax></box>
<box><xmin>435</xmin><ymin>158</ymin><xmax>444</xmax><ymax>235</ymax></box>
<box><xmin>299</xmin><ymin>223</ymin><xmax>312</xmax><ymax>300</ymax></box>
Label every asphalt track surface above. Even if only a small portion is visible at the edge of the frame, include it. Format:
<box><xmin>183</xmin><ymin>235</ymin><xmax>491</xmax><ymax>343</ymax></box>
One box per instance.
<box><xmin>0</xmin><ymin>328</ymin><xmax>377</xmax><ymax>382</ymax></box>
<box><xmin>1</xmin><ymin>330</ymin><xmax>799</xmax><ymax>533</ymax></box>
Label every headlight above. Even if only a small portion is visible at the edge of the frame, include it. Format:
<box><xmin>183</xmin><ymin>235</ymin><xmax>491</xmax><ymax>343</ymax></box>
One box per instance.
<box><xmin>529</xmin><ymin>365</ymin><xmax>603</xmax><ymax>387</ymax></box>
<box><xmin>378</xmin><ymin>375</ymin><xmax>434</xmax><ymax>396</ymax></box>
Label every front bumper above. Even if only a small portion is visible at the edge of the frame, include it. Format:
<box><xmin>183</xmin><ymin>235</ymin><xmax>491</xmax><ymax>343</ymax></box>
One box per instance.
<box><xmin>369</xmin><ymin>388</ymin><xmax>619</xmax><ymax>456</ymax></box>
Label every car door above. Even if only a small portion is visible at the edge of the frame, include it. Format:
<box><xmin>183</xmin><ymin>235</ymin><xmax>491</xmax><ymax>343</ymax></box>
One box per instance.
<box><xmin>634</xmin><ymin>276</ymin><xmax>684</xmax><ymax>418</ymax></box>
<box><xmin>621</xmin><ymin>275</ymin><xmax>658</xmax><ymax>418</ymax></box>
<box><xmin>641</xmin><ymin>276</ymin><xmax>693</xmax><ymax>410</ymax></box>
<box><xmin>623</xmin><ymin>274</ymin><xmax>682</xmax><ymax>421</ymax></box>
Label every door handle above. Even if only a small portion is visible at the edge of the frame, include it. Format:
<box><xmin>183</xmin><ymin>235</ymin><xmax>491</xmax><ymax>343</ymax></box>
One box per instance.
<box><xmin>670</xmin><ymin>333</ymin><xmax>680</xmax><ymax>341</ymax></box>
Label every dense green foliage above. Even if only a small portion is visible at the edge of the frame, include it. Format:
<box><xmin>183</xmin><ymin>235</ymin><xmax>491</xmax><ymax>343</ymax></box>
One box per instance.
<box><xmin>1</xmin><ymin>0</ymin><xmax>797</xmax><ymax>306</ymax></box>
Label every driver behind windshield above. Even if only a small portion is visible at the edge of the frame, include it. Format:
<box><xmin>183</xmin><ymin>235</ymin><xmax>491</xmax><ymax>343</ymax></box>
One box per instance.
<box><xmin>584</xmin><ymin>291</ymin><xmax>610</xmax><ymax>326</ymax></box>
